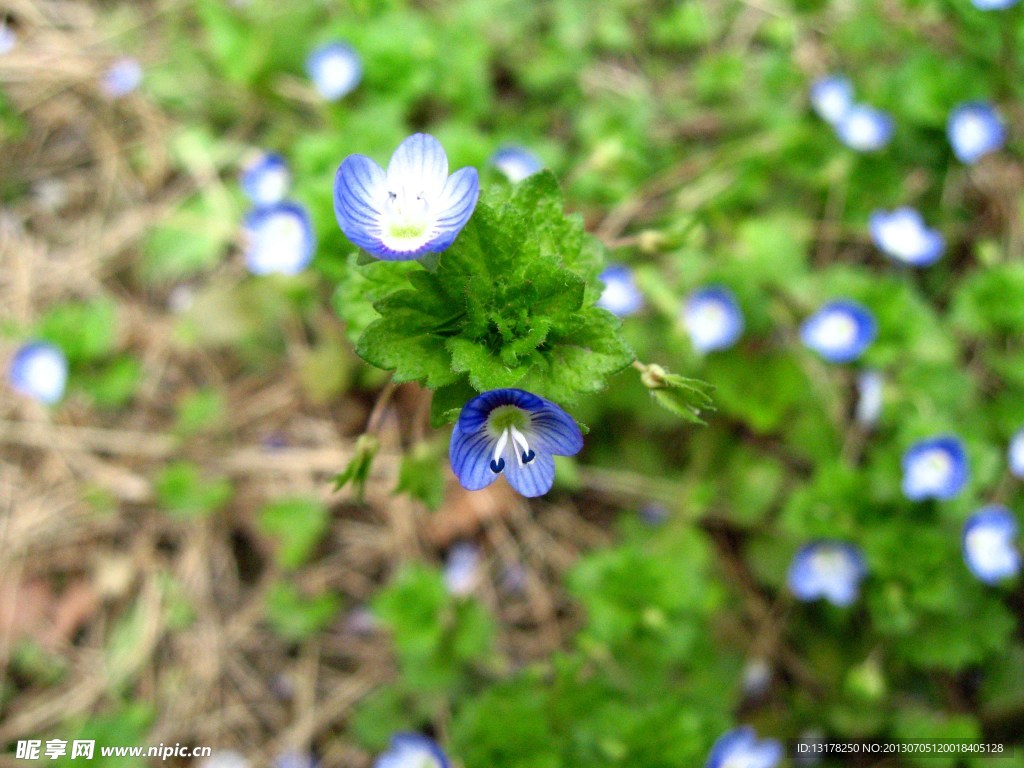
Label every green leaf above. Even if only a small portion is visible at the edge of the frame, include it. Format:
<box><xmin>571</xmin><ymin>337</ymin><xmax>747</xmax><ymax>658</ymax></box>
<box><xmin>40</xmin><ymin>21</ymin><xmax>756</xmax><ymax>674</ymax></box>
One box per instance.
<box><xmin>333</xmin><ymin>434</ymin><xmax>380</xmax><ymax>502</ymax></box>
<box><xmin>257</xmin><ymin>498</ymin><xmax>330</xmax><ymax>570</ymax></box>
<box><xmin>154</xmin><ymin>461</ymin><xmax>233</xmax><ymax>517</ymax></box>
<box><xmin>264</xmin><ymin>582</ymin><xmax>342</xmax><ymax>643</ymax></box>
<box><xmin>394</xmin><ymin>442</ymin><xmax>446</xmax><ymax>511</ymax></box>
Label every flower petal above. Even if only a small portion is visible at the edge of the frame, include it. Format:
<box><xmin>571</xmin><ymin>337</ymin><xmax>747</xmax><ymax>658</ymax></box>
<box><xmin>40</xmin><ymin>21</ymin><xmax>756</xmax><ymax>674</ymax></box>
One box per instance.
<box><xmin>449</xmin><ymin>422</ymin><xmax>500</xmax><ymax>491</ymax></box>
<box><xmin>528</xmin><ymin>401</ymin><xmax>583</xmax><ymax>457</ymax></box>
<box><xmin>502</xmin><ymin>451</ymin><xmax>556</xmax><ymax>497</ymax></box>
<box><xmin>425</xmin><ymin>166</ymin><xmax>480</xmax><ymax>252</ymax></box>
<box><xmin>334</xmin><ymin>154</ymin><xmax>387</xmax><ymax>252</ymax></box>
<box><xmin>386</xmin><ymin>133</ymin><xmax>449</xmax><ymax>201</ymax></box>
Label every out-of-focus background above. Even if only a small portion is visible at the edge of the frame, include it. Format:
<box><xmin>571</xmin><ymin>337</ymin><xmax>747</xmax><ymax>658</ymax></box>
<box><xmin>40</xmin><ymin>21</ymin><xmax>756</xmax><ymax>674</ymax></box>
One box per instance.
<box><xmin>1</xmin><ymin>0</ymin><xmax>1023</xmax><ymax>766</ymax></box>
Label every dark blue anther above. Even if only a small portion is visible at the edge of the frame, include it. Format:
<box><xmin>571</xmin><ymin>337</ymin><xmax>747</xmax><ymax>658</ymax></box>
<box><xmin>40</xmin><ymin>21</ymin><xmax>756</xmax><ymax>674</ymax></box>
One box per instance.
<box><xmin>522</xmin><ymin>449</ymin><xmax>536</xmax><ymax>464</ymax></box>
<box><xmin>490</xmin><ymin>458</ymin><xmax>505</xmax><ymax>473</ymax></box>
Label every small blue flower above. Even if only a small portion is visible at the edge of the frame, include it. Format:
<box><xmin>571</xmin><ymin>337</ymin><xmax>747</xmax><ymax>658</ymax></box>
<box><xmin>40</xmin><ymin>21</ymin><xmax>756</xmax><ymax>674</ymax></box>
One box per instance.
<box><xmin>901</xmin><ymin>435</ymin><xmax>969</xmax><ymax>501</ymax></box>
<box><xmin>274</xmin><ymin>752</ymin><xmax>317</xmax><ymax>768</ymax></box>
<box><xmin>334</xmin><ymin>133</ymin><xmax>479</xmax><ymax>261</ymax></box>
<box><xmin>306</xmin><ymin>42</ymin><xmax>361</xmax><ymax>101</ymax></box>
<box><xmin>971</xmin><ymin>0</ymin><xmax>1019</xmax><ymax>9</ymax></box>
<box><xmin>241</xmin><ymin>153</ymin><xmax>290</xmax><ymax>208</ymax></box>
<box><xmin>810</xmin><ymin>75</ymin><xmax>853</xmax><ymax>124</ymax></box>
<box><xmin>869</xmin><ymin>207</ymin><xmax>944</xmax><ymax>267</ymax></box>
<box><xmin>0</xmin><ymin>22</ymin><xmax>16</xmax><ymax>55</ymax></box>
<box><xmin>9</xmin><ymin>342</ymin><xmax>68</xmax><ymax>405</ymax></box>
<box><xmin>963</xmin><ymin>506</ymin><xmax>1021</xmax><ymax>584</ymax></box>
<box><xmin>706</xmin><ymin>726</ymin><xmax>782</xmax><ymax>768</ymax></box>
<box><xmin>597</xmin><ymin>264</ymin><xmax>644</xmax><ymax>317</ymax></box>
<box><xmin>855</xmin><ymin>370</ymin><xmax>883</xmax><ymax>427</ymax></box>
<box><xmin>788</xmin><ymin>541</ymin><xmax>867</xmax><ymax>606</ymax></box>
<box><xmin>835</xmin><ymin>104</ymin><xmax>894</xmax><ymax>152</ymax></box>
<box><xmin>1008</xmin><ymin>428</ymin><xmax>1024</xmax><ymax>479</ymax></box>
<box><xmin>101</xmin><ymin>57</ymin><xmax>142</xmax><ymax>99</ymax></box>
<box><xmin>491</xmin><ymin>146</ymin><xmax>543</xmax><ymax>183</ymax></box>
<box><xmin>443</xmin><ymin>542</ymin><xmax>481</xmax><ymax>597</ymax></box>
<box><xmin>682</xmin><ymin>286</ymin><xmax>744</xmax><ymax>353</ymax></box>
<box><xmin>242</xmin><ymin>202</ymin><xmax>315</xmax><ymax>276</ymax></box>
<box><xmin>800</xmin><ymin>300</ymin><xmax>876</xmax><ymax>363</ymax></box>
<box><xmin>374</xmin><ymin>734</ymin><xmax>450</xmax><ymax>768</ymax></box>
<box><xmin>449</xmin><ymin>388</ymin><xmax>583</xmax><ymax>498</ymax></box>
<box><xmin>948</xmin><ymin>102</ymin><xmax>1006</xmax><ymax>164</ymax></box>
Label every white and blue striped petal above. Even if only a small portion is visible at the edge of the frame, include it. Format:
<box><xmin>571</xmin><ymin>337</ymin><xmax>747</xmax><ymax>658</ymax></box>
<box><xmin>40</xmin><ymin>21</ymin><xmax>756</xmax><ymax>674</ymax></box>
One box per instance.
<box><xmin>306</xmin><ymin>42</ymin><xmax>361</xmax><ymax>101</ymax></box>
<box><xmin>963</xmin><ymin>506</ymin><xmax>1020</xmax><ymax>584</ymax></box>
<box><xmin>241</xmin><ymin>153</ymin><xmax>290</xmax><ymax>208</ymax></box>
<box><xmin>374</xmin><ymin>734</ymin><xmax>450</xmax><ymax>768</ymax></box>
<box><xmin>597</xmin><ymin>264</ymin><xmax>644</xmax><ymax>317</ymax></box>
<box><xmin>855</xmin><ymin>370</ymin><xmax>884</xmax><ymax>427</ymax></box>
<box><xmin>901</xmin><ymin>435</ymin><xmax>969</xmax><ymax>501</ymax></box>
<box><xmin>491</xmin><ymin>146</ymin><xmax>543</xmax><ymax>183</ymax></box>
<box><xmin>706</xmin><ymin>726</ymin><xmax>782</xmax><ymax>768</ymax></box>
<box><xmin>243</xmin><ymin>202</ymin><xmax>315</xmax><ymax>276</ymax></box>
<box><xmin>682</xmin><ymin>286</ymin><xmax>744</xmax><ymax>353</ymax></box>
<box><xmin>869</xmin><ymin>207</ymin><xmax>944</xmax><ymax>267</ymax></box>
<box><xmin>101</xmin><ymin>57</ymin><xmax>142</xmax><ymax>99</ymax></box>
<box><xmin>800</xmin><ymin>300</ymin><xmax>876</xmax><ymax>363</ymax></box>
<box><xmin>334</xmin><ymin>134</ymin><xmax>479</xmax><ymax>261</ymax></box>
<box><xmin>810</xmin><ymin>75</ymin><xmax>853</xmax><ymax>125</ymax></box>
<box><xmin>948</xmin><ymin>102</ymin><xmax>1006</xmax><ymax>164</ymax></box>
<box><xmin>788</xmin><ymin>541</ymin><xmax>867</xmax><ymax>607</ymax></box>
<box><xmin>449</xmin><ymin>388</ymin><xmax>582</xmax><ymax>498</ymax></box>
<box><xmin>1009</xmin><ymin>428</ymin><xmax>1024</xmax><ymax>479</ymax></box>
<box><xmin>9</xmin><ymin>342</ymin><xmax>68</xmax><ymax>405</ymax></box>
<box><xmin>836</xmin><ymin>104</ymin><xmax>894</xmax><ymax>152</ymax></box>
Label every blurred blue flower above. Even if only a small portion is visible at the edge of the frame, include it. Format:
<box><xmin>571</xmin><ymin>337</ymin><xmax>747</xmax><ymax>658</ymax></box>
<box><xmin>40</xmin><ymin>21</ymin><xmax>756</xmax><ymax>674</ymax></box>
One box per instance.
<box><xmin>9</xmin><ymin>342</ymin><xmax>68</xmax><ymax>405</ymax></box>
<box><xmin>0</xmin><ymin>22</ymin><xmax>16</xmax><ymax>55</ymax></box>
<box><xmin>682</xmin><ymin>286</ymin><xmax>744</xmax><ymax>353</ymax></box>
<box><xmin>1009</xmin><ymin>428</ymin><xmax>1024</xmax><ymax>478</ymax></box>
<box><xmin>491</xmin><ymin>145</ymin><xmax>543</xmax><ymax>183</ymax></box>
<box><xmin>809</xmin><ymin>75</ymin><xmax>853</xmax><ymax>124</ymax></box>
<box><xmin>855</xmin><ymin>370</ymin><xmax>884</xmax><ymax>427</ymax></box>
<box><xmin>334</xmin><ymin>133</ymin><xmax>479</xmax><ymax>261</ymax></box>
<box><xmin>706</xmin><ymin>726</ymin><xmax>782</xmax><ymax>768</ymax></box>
<box><xmin>101</xmin><ymin>57</ymin><xmax>142</xmax><ymax>99</ymax></box>
<box><xmin>374</xmin><ymin>734</ymin><xmax>450</xmax><ymax>768</ymax></box>
<box><xmin>306</xmin><ymin>42</ymin><xmax>361</xmax><ymax>101</ymax></box>
<box><xmin>948</xmin><ymin>102</ymin><xmax>1005</xmax><ymax>164</ymax></box>
<box><xmin>198</xmin><ymin>751</ymin><xmax>249</xmax><ymax>768</ymax></box>
<box><xmin>869</xmin><ymin>207</ymin><xmax>944</xmax><ymax>267</ymax></box>
<box><xmin>241</xmin><ymin>153</ymin><xmax>290</xmax><ymax>208</ymax></box>
<box><xmin>788</xmin><ymin>541</ymin><xmax>867</xmax><ymax>606</ymax></box>
<box><xmin>242</xmin><ymin>202</ymin><xmax>315</xmax><ymax>276</ymax></box>
<box><xmin>901</xmin><ymin>435</ymin><xmax>969</xmax><ymax>501</ymax></box>
<box><xmin>597</xmin><ymin>264</ymin><xmax>644</xmax><ymax>317</ymax></box>
<box><xmin>971</xmin><ymin>0</ymin><xmax>1019</xmax><ymax>9</ymax></box>
<box><xmin>449</xmin><ymin>388</ymin><xmax>583</xmax><ymax>498</ymax></box>
<box><xmin>444</xmin><ymin>542</ymin><xmax>481</xmax><ymax>597</ymax></box>
<box><xmin>274</xmin><ymin>751</ymin><xmax>317</xmax><ymax>768</ymax></box>
<box><xmin>835</xmin><ymin>104</ymin><xmax>893</xmax><ymax>152</ymax></box>
<box><xmin>963</xmin><ymin>506</ymin><xmax>1020</xmax><ymax>584</ymax></box>
<box><xmin>800</xmin><ymin>300</ymin><xmax>876</xmax><ymax>363</ymax></box>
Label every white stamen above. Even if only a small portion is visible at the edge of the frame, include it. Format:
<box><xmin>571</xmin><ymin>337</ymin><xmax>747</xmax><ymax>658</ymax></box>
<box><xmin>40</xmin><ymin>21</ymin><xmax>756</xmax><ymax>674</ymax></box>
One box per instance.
<box><xmin>508</xmin><ymin>426</ymin><xmax>531</xmax><ymax>465</ymax></box>
<box><xmin>492</xmin><ymin>429</ymin><xmax>509</xmax><ymax>464</ymax></box>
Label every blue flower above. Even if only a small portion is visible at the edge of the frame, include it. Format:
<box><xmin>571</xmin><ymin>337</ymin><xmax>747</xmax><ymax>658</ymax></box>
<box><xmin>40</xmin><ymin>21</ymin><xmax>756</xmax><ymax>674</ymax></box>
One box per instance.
<box><xmin>901</xmin><ymin>435</ymin><xmax>969</xmax><ymax>501</ymax></box>
<box><xmin>274</xmin><ymin>752</ymin><xmax>317</xmax><ymax>768</ymax></box>
<box><xmin>306</xmin><ymin>42</ymin><xmax>361</xmax><ymax>101</ymax></box>
<box><xmin>374</xmin><ymin>734</ymin><xmax>450</xmax><ymax>768</ymax></box>
<box><xmin>1009</xmin><ymin>428</ymin><xmax>1024</xmax><ymax>479</ymax></box>
<box><xmin>241</xmin><ymin>153</ymin><xmax>290</xmax><ymax>208</ymax></box>
<box><xmin>788</xmin><ymin>541</ymin><xmax>867</xmax><ymax>606</ymax></box>
<box><xmin>706</xmin><ymin>726</ymin><xmax>782</xmax><ymax>768</ymax></box>
<box><xmin>449</xmin><ymin>388</ymin><xmax>583</xmax><ymax>498</ymax></box>
<box><xmin>597</xmin><ymin>264</ymin><xmax>644</xmax><ymax>317</ymax></box>
<box><xmin>242</xmin><ymin>202</ymin><xmax>315</xmax><ymax>276</ymax></box>
<box><xmin>8</xmin><ymin>342</ymin><xmax>68</xmax><ymax>404</ymax></box>
<box><xmin>443</xmin><ymin>542</ymin><xmax>481</xmax><ymax>597</ymax></box>
<box><xmin>963</xmin><ymin>506</ymin><xmax>1021</xmax><ymax>584</ymax></box>
<box><xmin>101</xmin><ymin>57</ymin><xmax>142</xmax><ymax>99</ymax></box>
<box><xmin>491</xmin><ymin>145</ymin><xmax>543</xmax><ymax>183</ymax></box>
<box><xmin>855</xmin><ymin>370</ymin><xmax>884</xmax><ymax>427</ymax></box>
<box><xmin>948</xmin><ymin>102</ymin><xmax>1005</xmax><ymax>164</ymax></box>
<box><xmin>800</xmin><ymin>300</ymin><xmax>876</xmax><ymax>363</ymax></box>
<box><xmin>682</xmin><ymin>286</ymin><xmax>744</xmax><ymax>353</ymax></box>
<box><xmin>810</xmin><ymin>75</ymin><xmax>853</xmax><ymax>124</ymax></box>
<box><xmin>972</xmin><ymin>0</ymin><xmax>1019</xmax><ymax>8</ymax></box>
<box><xmin>835</xmin><ymin>104</ymin><xmax>894</xmax><ymax>152</ymax></box>
<box><xmin>869</xmin><ymin>207</ymin><xmax>944</xmax><ymax>267</ymax></box>
<box><xmin>0</xmin><ymin>22</ymin><xmax>16</xmax><ymax>55</ymax></box>
<box><xmin>334</xmin><ymin>133</ymin><xmax>480</xmax><ymax>261</ymax></box>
